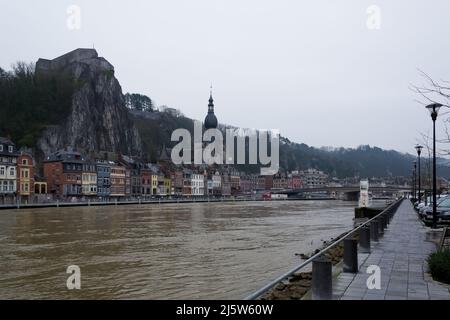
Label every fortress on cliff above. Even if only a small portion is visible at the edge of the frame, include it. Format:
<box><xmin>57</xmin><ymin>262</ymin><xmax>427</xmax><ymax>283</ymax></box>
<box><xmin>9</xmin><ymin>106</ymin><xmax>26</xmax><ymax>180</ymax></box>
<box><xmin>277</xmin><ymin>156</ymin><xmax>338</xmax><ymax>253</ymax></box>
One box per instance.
<box><xmin>36</xmin><ymin>48</ymin><xmax>114</xmax><ymax>74</ymax></box>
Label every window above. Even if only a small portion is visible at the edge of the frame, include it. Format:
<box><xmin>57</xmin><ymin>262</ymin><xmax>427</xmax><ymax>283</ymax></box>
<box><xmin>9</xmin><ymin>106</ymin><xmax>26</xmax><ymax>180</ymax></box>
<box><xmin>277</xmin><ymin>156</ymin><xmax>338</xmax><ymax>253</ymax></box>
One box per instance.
<box><xmin>0</xmin><ymin>145</ymin><xmax>2</xmax><ymax>152</ymax></box>
<box><xmin>22</xmin><ymin>159</ymin><xmax>28</xmax><ymax>165</ymax></box>
<box><xmin>9</xmin><ymin>167</ymin><xmax>15</xmax><ymax>177</ymax></box>
<box><xmin>0</xmin><ymin>167</ymin><xmax>4</xmax><ymax>176</ymax></box>
<box><xmin>8</xmin><ymin>146</ymin><xmax>13</xmax><ymax>153</ymax></box>
<box><xmin>24</xmin><ymin>183</ymin><xmax>29</xmax><ymax>192</ymax></box>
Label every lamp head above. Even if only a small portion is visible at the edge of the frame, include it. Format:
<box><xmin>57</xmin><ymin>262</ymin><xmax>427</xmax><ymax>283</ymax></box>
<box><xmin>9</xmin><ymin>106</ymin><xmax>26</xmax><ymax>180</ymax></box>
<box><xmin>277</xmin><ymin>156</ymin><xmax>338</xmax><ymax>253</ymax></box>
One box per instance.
<box><xmin>415</xmin><ymin>145</ymin><xmax>423</xmax><ymax>156</ymax></box>
<box><xmin>426</xmin><ymin>103</ymin><xmax>442</xmax><ymax>120</ymax></box>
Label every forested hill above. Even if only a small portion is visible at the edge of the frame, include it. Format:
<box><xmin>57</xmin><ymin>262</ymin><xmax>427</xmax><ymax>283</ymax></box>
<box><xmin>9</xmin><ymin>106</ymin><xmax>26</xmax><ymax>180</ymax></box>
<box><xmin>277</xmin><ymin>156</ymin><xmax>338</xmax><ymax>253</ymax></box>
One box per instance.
<box><xmin>129</xmin><ymin>106</ymin><xmax>450</xmax><ymax>178</ymax></box>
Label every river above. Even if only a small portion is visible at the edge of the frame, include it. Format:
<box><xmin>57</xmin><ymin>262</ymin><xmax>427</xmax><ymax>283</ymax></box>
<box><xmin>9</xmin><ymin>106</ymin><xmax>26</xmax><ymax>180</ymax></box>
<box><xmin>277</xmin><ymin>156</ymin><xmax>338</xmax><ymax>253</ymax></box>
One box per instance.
<box><xmin>0</xmin><ymin>200</ymin><xmax>357</xmax><ymax>299</ymax></box>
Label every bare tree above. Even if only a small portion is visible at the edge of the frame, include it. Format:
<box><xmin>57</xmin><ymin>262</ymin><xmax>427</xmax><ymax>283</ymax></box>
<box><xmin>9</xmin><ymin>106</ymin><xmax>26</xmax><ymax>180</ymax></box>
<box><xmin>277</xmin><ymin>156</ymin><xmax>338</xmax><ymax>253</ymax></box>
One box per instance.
<box><xmin>411</xmin><ymin>70</ymin><xmax>450</xmax><ymax>152</ymax></box>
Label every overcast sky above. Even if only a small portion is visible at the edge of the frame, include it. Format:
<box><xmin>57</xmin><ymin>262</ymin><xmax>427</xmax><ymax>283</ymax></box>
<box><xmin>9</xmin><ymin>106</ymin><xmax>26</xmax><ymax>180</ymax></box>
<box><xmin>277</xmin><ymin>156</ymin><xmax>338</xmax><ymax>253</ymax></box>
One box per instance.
<box><xmin>2</xmin><ymin>0</ymin><xmax>450</xmax><ymax>154</ymax></box>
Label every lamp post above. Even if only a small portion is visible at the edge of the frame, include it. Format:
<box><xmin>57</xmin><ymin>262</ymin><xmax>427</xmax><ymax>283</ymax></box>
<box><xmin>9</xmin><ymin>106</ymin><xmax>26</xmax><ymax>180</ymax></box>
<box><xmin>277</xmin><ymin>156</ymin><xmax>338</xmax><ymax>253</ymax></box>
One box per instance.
<box><xmin>425</xmin><ymin>103</ymin><xmax>442</xmax><ymax>228</ymax></box>
<box><xmin>415</xmin><ymin>145</ymin><xmax>423</xmax><ymax>203</ymax></box>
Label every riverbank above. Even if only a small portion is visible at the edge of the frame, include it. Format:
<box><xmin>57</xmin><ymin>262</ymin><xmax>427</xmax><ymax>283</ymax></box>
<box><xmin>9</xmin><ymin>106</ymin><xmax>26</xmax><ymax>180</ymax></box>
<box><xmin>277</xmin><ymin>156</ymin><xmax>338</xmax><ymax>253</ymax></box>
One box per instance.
<box><xmin>260</xmin><ymin>231</ymin><xmax>349</xmax><ymax>300</ymax></box>
<box><xmin>0</xmin><ymin>197</ymin><xmax>337</xmax><ymax>210</ymax></box>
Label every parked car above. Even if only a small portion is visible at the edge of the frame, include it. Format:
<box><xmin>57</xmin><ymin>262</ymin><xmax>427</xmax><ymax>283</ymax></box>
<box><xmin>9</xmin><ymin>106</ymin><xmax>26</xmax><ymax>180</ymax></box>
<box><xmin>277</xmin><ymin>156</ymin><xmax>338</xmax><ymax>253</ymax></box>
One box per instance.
<box><xmin>423</xmin><ymin>197</ymin><xmax>450</xmax><ymax>226</ymax></box>
<box><xmin>417</xmin><ymin>195</ymin><xmax>448</xmax><ymax>219</ymax></box>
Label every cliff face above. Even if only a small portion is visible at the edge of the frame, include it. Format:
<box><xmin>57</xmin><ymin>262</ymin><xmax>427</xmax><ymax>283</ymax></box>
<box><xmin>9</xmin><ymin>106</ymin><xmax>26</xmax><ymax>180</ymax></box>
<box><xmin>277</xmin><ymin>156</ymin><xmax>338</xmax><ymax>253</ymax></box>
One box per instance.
<box><xmin>35</xmin><ymin>48</ymin><xmax>142</xmax><ymax>158</ymax></box>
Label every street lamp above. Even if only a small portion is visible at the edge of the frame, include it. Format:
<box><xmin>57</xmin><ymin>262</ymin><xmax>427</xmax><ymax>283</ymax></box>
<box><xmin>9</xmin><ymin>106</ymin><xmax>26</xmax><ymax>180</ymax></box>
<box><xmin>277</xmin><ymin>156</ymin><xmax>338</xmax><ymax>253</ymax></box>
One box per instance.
<box><xmin>415</xmin><ymin>145</ymin><xmax>423</xmax><ymax>203</ymax></box>
<box><xmin>425</xmin><ymin>102</ymin><xmax>442</xmax><ymax>228</ymax></box>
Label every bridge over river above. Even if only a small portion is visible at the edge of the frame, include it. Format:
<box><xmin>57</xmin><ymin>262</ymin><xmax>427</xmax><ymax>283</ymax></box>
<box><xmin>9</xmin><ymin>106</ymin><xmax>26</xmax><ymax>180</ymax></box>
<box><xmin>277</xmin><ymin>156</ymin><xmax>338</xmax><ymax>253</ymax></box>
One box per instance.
<box><xmin>273</xmin><ymin>185</ymin><xmax>411</xmax><ymax>200</ymax></box>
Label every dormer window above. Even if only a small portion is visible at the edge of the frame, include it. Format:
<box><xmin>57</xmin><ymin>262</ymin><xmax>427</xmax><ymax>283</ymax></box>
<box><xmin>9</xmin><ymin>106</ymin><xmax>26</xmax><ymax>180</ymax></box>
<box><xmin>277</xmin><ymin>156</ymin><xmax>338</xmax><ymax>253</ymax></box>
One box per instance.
<box><xmin>8</xmin><ymin>146</ymin><xmax>13</xmax><ymax>153</ymax></box>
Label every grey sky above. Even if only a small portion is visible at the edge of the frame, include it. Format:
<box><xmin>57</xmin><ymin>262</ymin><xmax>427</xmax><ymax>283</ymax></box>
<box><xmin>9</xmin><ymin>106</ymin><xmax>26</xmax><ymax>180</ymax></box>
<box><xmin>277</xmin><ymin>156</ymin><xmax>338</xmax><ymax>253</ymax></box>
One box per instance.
<box><xmin>1</xmin><ymin>0</ymin><xmax>450</xmax><ymax>154</ymax></box>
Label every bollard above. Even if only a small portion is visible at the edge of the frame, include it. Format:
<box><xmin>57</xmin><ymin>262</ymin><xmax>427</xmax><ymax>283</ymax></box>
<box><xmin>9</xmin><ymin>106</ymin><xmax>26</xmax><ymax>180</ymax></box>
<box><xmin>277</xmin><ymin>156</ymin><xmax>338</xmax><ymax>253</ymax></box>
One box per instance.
<box><xmin>312</xmin><ymin>255</ymin><xmax>332</xmax><ymax>300</ymax></box>
<box><xmin>370</xmin><ymin>220</ymin><xmax>379</xmax><ymax>242</ymax></box>
<box><xmin>359</xmin><ymin>226</ymin><xmax>371</xmax><ymax>253</ymax></box>
<box><xmin>384</xmin><ymin>212</ymin><xmax>390</xmax><ymax>224</ymax></box>
<box><xmin>377</xmin><ymin>217</ymin><xmax>384</xmax><ymax>236</ymax></box>
<box><xmin>343</xmin><ymin>238</ymin><xmax>358</xmax><ymax>273</ymax></box>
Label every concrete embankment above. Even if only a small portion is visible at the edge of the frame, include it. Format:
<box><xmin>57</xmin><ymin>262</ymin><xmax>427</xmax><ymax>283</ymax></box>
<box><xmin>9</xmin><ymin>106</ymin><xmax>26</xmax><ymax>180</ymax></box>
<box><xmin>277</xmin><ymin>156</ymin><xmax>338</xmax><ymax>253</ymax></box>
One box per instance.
<box><xmin>0</xmin><ymin>197</ymin><xmax>338</xmax><ymax>211</ymax></box>
<box><xmin>261</xmin><ymin>232</ymin><xmax>348</xmax><ymax>300</ymax></box>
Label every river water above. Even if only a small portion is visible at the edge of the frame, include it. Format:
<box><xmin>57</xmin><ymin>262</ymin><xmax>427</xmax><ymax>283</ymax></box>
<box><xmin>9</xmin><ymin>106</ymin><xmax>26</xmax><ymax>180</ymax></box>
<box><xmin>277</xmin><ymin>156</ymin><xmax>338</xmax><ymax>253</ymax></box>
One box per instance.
<box><xmin>0</xmin><ymin>200</ymin><xmax>357</xmax><ymax>299</ymax></box>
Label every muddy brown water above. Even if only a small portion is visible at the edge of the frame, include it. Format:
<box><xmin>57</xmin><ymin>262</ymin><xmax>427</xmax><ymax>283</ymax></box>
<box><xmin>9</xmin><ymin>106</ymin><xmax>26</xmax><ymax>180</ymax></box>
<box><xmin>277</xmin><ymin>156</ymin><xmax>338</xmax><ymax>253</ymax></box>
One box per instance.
<box><xmin>0</xmin><ymin>200</ymin><xmax>356</xmax><ymax>299</ymax></box>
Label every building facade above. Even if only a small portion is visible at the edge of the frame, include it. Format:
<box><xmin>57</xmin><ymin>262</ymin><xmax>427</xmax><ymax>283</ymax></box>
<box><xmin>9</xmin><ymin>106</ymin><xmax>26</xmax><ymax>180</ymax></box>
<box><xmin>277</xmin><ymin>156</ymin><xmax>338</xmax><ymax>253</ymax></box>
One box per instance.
<box><xmin>82</xmin><ymin>163</ymin><xmax>97</xmax><ymax>196</ymax></box>
<box><xmin>191</xmin><ymin>173</ymin><xmax>204</xmax><ymax>196</ymax></box>
<box><xmin>300</xmin><ymin>169</ymin><xmax>328</xmax><ymax>188</ymax></box>
<box><xmin>17</xmin><ymin>152</ymin><xmax>34</xmax><ymax>201</ymax></box>
<box><xmin>110</xmin><ymin>164</ymin><xmax>126</xmax><ymax>197</ymax></box>
<box><xmin>0</xmin><ymin>137</ymin><xmax>18</xmax><ymax>201</ymax></box>
<box><xmin>43</xmin><ymin>150</ymin><xmax>84</xmax><ymax>198</ymax></box>
<box><xmin>96</xmin><ymin>160</ymin><xmax>112</xmax><ymax>198</ymax></box>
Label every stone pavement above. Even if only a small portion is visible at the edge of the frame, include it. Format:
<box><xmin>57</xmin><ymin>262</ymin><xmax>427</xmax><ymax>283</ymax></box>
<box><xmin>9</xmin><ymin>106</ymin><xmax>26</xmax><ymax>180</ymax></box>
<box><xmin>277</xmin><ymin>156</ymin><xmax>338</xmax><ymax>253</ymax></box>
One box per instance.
<box><xmin>333</xmin><ymin>200</ymin><xmax>450</xmax><ymax>300</ymax></box>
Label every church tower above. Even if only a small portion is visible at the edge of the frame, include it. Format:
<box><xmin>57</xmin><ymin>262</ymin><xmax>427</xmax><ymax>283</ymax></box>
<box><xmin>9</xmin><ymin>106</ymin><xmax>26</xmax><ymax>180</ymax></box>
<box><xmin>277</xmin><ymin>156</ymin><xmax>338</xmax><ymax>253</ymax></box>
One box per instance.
<box><xmin>204</xmin><ymin>87</ymin><xmax>218</xmax><ymax>129</ymax></box>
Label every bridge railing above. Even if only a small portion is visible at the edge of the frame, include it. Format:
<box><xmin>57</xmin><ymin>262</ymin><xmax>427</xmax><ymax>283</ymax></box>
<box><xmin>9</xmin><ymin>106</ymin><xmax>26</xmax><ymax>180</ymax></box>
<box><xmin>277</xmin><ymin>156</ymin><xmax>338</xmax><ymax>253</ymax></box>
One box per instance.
<box><xmin>245</xmin><ymin>197</ymin><xmax>404</xmax><ymax>300</ymax></box>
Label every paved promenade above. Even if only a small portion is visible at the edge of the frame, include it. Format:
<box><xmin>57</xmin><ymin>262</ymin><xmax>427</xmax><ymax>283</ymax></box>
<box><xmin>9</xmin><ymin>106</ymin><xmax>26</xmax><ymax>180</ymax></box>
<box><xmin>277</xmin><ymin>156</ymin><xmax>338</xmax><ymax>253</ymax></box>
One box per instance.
<box><xmin>333</xmin><ymin>200</ymin><xmax>450</xmax><ymax>300</ymax></box>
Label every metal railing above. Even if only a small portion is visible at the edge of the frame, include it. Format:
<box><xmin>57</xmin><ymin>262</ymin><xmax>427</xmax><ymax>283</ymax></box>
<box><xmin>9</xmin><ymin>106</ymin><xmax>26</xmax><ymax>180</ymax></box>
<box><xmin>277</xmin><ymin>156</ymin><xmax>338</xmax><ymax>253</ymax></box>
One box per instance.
<box><xmin>245</xmin><ymin>197</ymin><xmax>404</xmax><ymax>300</ymax></box>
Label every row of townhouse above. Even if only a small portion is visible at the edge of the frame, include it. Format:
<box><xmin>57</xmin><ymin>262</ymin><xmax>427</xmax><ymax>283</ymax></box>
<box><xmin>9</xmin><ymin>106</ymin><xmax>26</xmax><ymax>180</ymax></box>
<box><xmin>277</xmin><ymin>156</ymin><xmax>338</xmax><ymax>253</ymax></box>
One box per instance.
<box><xmin>2</xmin><ymin>137</ymin><xmax>329</xmax><ymax>202</ymax></box>
<box><xmin>43</xmin><ymin>150</ymin><xmax>173</xmax><ymax>199</ymax></box>
<box><xmin>0</xmin><ymin>137</ymin><xmax>47</xmax><ymax>203</ymax></box>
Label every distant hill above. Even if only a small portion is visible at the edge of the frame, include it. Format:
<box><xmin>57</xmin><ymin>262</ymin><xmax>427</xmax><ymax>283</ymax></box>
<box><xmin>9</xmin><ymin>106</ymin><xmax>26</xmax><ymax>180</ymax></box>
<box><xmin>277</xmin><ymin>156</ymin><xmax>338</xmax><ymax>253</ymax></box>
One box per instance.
<box><xmin>129</xmin><ymin>108</ymin><xmax>450</xmax><ymax>178</ymax></box>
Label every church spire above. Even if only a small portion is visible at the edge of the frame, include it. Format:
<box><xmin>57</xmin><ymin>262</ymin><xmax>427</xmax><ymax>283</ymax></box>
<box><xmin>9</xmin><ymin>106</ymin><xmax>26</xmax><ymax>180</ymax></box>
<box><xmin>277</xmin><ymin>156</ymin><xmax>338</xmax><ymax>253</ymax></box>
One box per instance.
<box><xmin>208</xmin><ymin>85</ymin><xmax>214</xmax><ymax>113</ymax></box>
<box><xmin>204</xmin><ymin>85</ymin><xmax>218</xmax><ymax>129</ymax></box>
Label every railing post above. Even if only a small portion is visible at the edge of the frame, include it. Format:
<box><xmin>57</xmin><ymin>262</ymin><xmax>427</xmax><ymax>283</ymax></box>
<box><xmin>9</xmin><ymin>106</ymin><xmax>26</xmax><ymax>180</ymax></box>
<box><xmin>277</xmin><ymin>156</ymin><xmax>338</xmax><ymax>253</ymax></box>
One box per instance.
<box><xmin>312</xmin><ymin>255</ymin><xmax>332</xmax><ymax>300</ymax></box>
<box><xmin>377</xmin><ymin>217</ymin><xmax>384</xmax><ymax>236</ymax></box>
<box><xmin>343</xmin><ymin>238</ymin><xmax>358</xmax><ymax>273</ymax></box>
<box><xmin>386</xmin><ymin>211</ymin><xmax>391</xmax><ymax>224</ymax></box>
<box><xmin>359</xmin><ymin>226</ymin><xmax>371</xmax><ymax>253</ymax></box>
<box><xmin>370</xmin><ymin>220</ymin><xmax>378</xmax><ymax>241</ymax></box>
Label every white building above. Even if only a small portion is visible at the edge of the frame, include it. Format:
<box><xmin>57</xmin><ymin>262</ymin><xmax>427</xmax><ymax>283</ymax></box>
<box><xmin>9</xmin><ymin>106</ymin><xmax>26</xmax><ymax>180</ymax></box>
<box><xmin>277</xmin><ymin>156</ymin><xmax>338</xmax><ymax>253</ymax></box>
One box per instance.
<box><xmin>0</xmin><ymin>137</ymin><xmax>18</xmax><ymax>197</ymax></box>
<box><xmin>191</xmin><ymin>173</ymin><xmax>204</xmax><ymax>196</ymax></box>
<box><xmin>300</xmin><ymin>168</ymin><xmax>328</xmax><ymax>188</ymax></box>
<box><xmin>212</xmin><ymin>171</ymin><xmax>221</xmax><ymax>190</ymax></box>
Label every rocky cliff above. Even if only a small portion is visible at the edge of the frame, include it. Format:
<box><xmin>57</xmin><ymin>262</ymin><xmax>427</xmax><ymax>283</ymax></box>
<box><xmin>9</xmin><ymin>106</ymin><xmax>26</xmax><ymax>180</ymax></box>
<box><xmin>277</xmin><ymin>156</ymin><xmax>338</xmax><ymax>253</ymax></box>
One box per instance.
<box><xmin>35</xmin><ymin>48</ymin><xmax>142</xmax><ymax>158</ymax></box>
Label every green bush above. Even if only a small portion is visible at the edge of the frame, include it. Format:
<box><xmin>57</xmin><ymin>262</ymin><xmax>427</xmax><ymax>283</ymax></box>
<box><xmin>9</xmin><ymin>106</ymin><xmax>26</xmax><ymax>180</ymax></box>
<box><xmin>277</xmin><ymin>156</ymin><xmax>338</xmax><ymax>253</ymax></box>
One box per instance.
<box><xmin>428</xmin><ymin>250</ymin><xmax>450</xmax><ymax>284</ymax></box>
